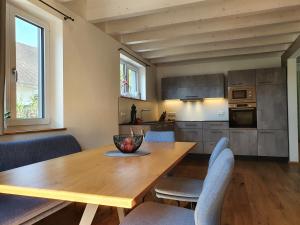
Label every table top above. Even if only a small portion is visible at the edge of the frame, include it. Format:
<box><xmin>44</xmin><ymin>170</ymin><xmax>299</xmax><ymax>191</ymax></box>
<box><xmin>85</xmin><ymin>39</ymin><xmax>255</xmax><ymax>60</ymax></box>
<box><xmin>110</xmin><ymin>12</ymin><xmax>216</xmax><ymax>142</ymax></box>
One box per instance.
<box><xmin>0</xmin><ymin>142</ymin><xmax>196</xmax><ymax>208</ymax></box>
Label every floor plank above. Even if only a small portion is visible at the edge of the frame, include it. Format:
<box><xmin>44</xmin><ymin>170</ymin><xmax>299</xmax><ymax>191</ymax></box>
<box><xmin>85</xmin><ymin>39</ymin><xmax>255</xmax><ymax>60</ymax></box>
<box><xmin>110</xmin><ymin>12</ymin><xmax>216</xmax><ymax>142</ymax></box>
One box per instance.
<box><xmin>36</xmin><ymin>157</ymin><xmax>300</xmax><ymax>225</ymax></box>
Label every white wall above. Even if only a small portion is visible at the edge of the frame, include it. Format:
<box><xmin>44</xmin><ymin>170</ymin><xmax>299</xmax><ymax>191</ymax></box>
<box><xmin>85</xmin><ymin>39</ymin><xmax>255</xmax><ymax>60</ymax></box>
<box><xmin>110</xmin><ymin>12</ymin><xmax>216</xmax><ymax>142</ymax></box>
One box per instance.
<box><xmin>0</xmin><ymin>0</ymin><xmax>156</xmax><ymax>149</ymax></box>
<box><xmin>157</xmin><ymin>56</ymin><xmax>281</xmax><ymax>121</ymax></box>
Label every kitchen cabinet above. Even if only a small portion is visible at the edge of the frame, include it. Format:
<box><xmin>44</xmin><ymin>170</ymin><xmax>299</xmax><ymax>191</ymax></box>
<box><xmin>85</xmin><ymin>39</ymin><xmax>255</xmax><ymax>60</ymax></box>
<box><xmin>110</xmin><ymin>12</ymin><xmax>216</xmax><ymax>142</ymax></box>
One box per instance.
<box><xmin>229</xmin><ymin>129</ymin><xmax>258</xmax><ymax>156</ymax></box>
<box><xmin>256</xmin><ymin>68</ymin><xmax>287</xmax><ymax>130</ymax></box>
<box><xmin>256</xmin><ymin>84</ymin><xmax>287</xmax><ymax>130</ymax></box>
<box><xmin>228</xmin><ymin>69</ymin><xmax>256</xmax><ymax>87</ymax></box>
<box><xmin>258</xmin><ymin>130</ymin><xmax>288</xmax><ymax>157</ymax></box>
<box><xmin>175</xmin><ymin>121</ymin><xmax>204</xmax><ymax>154</ymax></box>
<box><xmin>176</xmin><ymin>121</ymin><xmax>203</xmax><ymax>129</ymax></box>
<box><xmin>175</xmin><ymin>121</ymin><xmax>229</xmax><ymax>155</ymax></box>
<box><xmin>176</xmin><ymin>129</ymin><xmax>203</xmax><ymax>142</ymax></box>
<box><xmin>119</xmin><ymin>122</ymin><xmax>174</xmax><ymax>135</ymax></box>
<box><xmin>256</xmin><ymin>68</ymin><xmax>286</xmax><ymax>85</ymax></box>
<box><xmin>161</xmin><ymin>74</ymin><xmax>224</xmax><ymax>100</ymax></box>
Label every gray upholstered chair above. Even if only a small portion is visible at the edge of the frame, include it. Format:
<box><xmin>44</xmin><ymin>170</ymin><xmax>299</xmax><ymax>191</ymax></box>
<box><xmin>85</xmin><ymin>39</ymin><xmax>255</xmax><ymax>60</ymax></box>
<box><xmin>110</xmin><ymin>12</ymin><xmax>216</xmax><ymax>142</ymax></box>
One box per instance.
<box><xmin>120</xmin><ymin>148</ymin><xmax>234</xmax><ymax>225</ymax></box>
<box><xmin>154</xmin><ymin>137</ymin><xmax>229</xmax><ymax>203</ymax></box>
<box><xmin>144</xmin><ymin>131</ymin><xmax>175</xmax><ymax>142</ymax></box>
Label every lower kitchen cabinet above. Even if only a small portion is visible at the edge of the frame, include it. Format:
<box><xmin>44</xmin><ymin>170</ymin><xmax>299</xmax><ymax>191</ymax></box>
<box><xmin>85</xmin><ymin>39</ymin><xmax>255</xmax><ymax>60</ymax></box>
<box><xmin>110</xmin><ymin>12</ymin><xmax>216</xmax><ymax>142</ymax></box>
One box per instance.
<box><xmin>190</xmin><ymin>142</ymin><xmax>204</xmax><ymax>154</ymax></box>
<box><xmin>175</xmin><ymin>129</ymin><xmax>203</xmax><ymax>142</ymax></box>
<box><xmin>204</xmin><ymin>142</ymin><xmax>218</xmax><ymax>154</ymax></box>
<box><xmin>258</xmin><ymin>130</ymin><xmax>288</xmax><ymax>157</ymax></box>
<box><xmin>229</xmin><ymin>129</ymin><xmax>258</xmax><ymax>156</ymax></box>
<box><xmin>203</xmin><ymin>129</ymin><xmax>229</xmax><ymax>142</ymax></box>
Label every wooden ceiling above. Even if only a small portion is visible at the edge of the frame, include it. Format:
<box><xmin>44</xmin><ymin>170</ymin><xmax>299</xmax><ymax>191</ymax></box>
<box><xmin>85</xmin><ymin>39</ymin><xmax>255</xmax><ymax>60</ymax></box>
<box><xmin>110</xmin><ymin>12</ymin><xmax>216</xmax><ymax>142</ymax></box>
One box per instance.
<box><xmin>68</xmin><ymin>0</ymin><xmax>300</xmax><ymax>65</ymax></box>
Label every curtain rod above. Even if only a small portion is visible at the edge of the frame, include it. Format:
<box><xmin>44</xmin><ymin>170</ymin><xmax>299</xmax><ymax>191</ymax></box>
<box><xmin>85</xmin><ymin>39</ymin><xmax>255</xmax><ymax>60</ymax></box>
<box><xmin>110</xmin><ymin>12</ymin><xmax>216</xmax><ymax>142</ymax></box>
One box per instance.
<box><xmin>119</xmin><ymin>48</ymin><xmax>150</xmax><ymax>67</ymax></box>
<box><xmin>38</xmin><ymin>0</ymin><xmax>74</xmax><ymax>21</ymax></box>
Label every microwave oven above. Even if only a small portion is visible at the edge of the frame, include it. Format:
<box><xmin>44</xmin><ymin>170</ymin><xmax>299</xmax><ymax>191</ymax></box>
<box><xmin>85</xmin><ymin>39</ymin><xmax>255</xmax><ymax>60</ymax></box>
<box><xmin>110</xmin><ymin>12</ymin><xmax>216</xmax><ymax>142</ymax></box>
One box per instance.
<box><xmin>228</xmin><ymin>87</ymin><xmax>256</xmax><ymax>103</ymax></box>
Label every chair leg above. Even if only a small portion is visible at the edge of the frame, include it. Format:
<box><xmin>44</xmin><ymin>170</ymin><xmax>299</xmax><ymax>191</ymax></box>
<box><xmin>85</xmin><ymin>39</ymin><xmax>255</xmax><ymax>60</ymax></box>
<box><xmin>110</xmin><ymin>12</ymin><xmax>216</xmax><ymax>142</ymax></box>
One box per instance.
<box><xmin>177</xmin><ymin>201</ymin><xmax>180</xmax><ymax>207</ymax></box>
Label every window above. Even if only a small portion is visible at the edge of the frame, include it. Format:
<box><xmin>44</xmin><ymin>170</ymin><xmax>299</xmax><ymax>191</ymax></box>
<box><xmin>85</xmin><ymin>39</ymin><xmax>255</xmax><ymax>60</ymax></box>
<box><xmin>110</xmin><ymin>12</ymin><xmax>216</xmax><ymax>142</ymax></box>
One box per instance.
<box><xmin>120</xmin><ymin>53</ymin><xmax>146</xmax><ymax>100</ymax></box>
<box><xmin>6</xmin><ymin>5</ymin><xmax>49</xmax><ymax>125</ymax></box>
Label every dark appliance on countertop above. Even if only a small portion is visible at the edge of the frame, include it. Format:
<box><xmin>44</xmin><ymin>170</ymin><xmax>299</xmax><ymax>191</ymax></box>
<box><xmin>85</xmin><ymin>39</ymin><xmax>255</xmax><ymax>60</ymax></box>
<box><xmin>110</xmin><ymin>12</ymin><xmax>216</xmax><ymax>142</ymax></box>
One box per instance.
<box><xmin>229</xmin><ymin>102</ymin><xmax>257</xmax><ymax>128</ymax></box>
<box><xmin>228</xmin><ymin>86</ymin><xmax>256</xmax><ymax>103</ymax></box>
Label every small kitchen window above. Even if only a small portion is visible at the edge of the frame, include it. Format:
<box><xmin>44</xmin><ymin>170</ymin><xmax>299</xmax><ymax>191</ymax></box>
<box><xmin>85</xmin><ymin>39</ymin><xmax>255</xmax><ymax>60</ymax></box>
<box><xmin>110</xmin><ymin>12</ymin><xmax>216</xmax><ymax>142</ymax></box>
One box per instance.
<box><xmin>6</xmin><ymin>5</ymin><xmax>50</xmax><ymax>126</ymax></box>
<box><xmin>120</xmin><ymin>53</ymin><xmax>146</xmax><ymax>100</ymax></box>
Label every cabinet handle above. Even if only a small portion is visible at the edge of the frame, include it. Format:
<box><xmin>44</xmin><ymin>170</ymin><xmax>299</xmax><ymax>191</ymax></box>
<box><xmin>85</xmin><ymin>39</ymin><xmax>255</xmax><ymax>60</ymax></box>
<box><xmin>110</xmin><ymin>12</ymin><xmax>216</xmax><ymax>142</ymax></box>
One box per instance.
<box><xmin>259</xmin><ymin>131</ymin><xmax>274</xmax><ymax>134</ymax></box>
<box><xmin>185</xmin><ymin>124</ymin><xmax>197</xmax><ymax>127</ymax></box>
<box><xmin>185</xmin><ymin>95</ymin><xmax>199</xmax><ymax>98</ymax></box>
<box><xmin>211</xmin><ymin>131</ymin><xmax>222</xmax><ymax>133</ymax></box>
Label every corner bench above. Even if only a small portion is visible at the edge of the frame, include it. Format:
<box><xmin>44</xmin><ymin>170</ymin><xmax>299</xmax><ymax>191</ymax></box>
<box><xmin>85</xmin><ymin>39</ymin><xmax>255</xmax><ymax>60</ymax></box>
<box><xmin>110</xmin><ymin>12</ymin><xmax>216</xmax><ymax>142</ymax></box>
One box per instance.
<box><xmin>0</xmin><ymin>134</ymin><xmax>81</xmax><ymax>225</ymax></box>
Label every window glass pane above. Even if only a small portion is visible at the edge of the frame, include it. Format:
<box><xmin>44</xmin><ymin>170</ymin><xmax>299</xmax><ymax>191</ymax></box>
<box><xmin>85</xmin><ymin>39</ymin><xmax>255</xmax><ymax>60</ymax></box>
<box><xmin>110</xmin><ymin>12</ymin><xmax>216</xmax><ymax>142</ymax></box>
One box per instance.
<box><xmin>128</xmin><ymin>68</ymin><xmax>137</xmax><ymax>97</ymax></box>
<box><xmin>15</xmin><ymin>17</ymin><xmax>44</xmax><ymax>119</ymax></box>
<box><xmin>120</xmin><ymin>63</ymin><xmax>128</xmax><ymax>95</ymax></box>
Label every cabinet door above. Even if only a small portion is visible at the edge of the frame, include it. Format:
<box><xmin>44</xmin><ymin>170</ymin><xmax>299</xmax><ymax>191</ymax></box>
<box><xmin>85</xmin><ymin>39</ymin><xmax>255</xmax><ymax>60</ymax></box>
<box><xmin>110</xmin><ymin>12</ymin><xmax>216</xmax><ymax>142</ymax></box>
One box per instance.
<box><xmin>203</xmin><ymin>129</ymin><xmax>229</xmax><ymax>142</ymax></box>
<box><xmin>203</xmin><ymin>122</ymin><xmax>229</xmax><ymax>129</ymax></box>
<box><xmin>256</xmin><ymin>68</ymin><xmax>286</xmax><ymax>85</ymax></box>
<box><xmin>256</xmin><ymin>84</ymin><xmax>287</xmax><ymax>130</ymax></box>
<box><xmin>176</xmin><ymin>121</ymin><xmax>202</xmax><ymax>129</ymax></box>
<box><xmin>176</xmin><ymin>129</ymin><xmax>203</xmax><ymax>142</ymax></box>
<box><xmin>161</xmin><ymin>77</ymin><xmax>180</xmax><ymax>100</ymax></box>
<box><xmin>258</xmin><ymin>130</ymin><xmax>288</xmax><ymax>157</ymax></box>
<box><xmin>228</xmin><ymin>69</ymin><xmax>256</xmax><ymax>86</ymax></box>
<box><xmin>229</xmin><ymin>129</ymin><xmax>258</xmax><ymax>155</ymax></box>
<box><xmin>204</xmin><ymin>142</ymin><xmax>218</xmax><ymax>154</ymax></box>
<box><xmin>190</xmin><ymin>142</ymin><xmax>204</xmax><ymax>154</ymax></box>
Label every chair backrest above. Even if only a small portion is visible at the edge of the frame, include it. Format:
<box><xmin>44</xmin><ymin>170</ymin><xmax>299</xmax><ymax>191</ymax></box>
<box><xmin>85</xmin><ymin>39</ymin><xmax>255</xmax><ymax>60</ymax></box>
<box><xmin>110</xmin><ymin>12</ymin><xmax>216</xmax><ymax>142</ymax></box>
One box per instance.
<box><xmin>194</xmin><ymin>148</ymin><xmax>234</xmax><ymax>225</ymax></box>
<box><xmin>208</xmin><ymin>137</ymin><xmax>229</xmax><ymax>169</ymax></box>
<box><xmin>144</xmin><ymin>131</ymin><xmax>175</xmax><ymax>142</ymax></box>
<box><xmin>0</xmin><ymin>134</ymin><xmax>81</xmax><ymax>172</ymax></box>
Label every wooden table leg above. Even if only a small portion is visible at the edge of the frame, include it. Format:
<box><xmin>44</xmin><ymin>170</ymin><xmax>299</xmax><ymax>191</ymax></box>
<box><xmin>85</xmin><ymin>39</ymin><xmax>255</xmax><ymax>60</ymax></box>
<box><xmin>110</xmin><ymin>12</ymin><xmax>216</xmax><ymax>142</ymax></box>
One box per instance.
<box><xmin>79</xmin><ymin>204</ymin><xmax>99</xmax><ymax>225</ymax></box>
<box><xmin>117</xmin><ymin>207</ymin><xmax>125</xmax><ymax>223</ymax></box>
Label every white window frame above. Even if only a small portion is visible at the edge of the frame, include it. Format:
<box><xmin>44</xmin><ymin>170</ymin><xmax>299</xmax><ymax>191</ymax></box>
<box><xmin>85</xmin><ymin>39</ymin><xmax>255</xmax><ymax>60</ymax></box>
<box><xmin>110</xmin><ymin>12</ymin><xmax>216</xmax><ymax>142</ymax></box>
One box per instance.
<box><xmin>6</xmin><ymin>4</ymin><xmax>50</xmax><ymax>126</ymax></box>
<box><xmin>120</xmin><ymin>59</ymin><xmax>141</xmax><ymax>100</ymax></box>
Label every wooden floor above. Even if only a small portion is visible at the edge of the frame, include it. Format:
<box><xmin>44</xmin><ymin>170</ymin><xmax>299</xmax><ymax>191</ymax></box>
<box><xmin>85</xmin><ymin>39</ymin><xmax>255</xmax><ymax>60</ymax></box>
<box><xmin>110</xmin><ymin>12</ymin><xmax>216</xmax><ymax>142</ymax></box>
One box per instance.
<box><xmin>37</xmin><ymin>157</ymin><xmax>300</xmax><ymax>225</ymax></box>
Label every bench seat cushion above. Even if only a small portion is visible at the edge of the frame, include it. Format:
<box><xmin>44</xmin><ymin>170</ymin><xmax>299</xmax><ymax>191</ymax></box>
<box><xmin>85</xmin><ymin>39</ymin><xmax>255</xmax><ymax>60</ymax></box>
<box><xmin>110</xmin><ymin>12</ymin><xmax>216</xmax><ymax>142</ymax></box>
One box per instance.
<box><xmin>0</xmin><ymin>134</ymin><xmax>81</xmax><ymax>172</ymax></box>
<box><xmin>0</xmin><ymin>194</ymin><xmax>66</xmax><ymax>225</ymax></box>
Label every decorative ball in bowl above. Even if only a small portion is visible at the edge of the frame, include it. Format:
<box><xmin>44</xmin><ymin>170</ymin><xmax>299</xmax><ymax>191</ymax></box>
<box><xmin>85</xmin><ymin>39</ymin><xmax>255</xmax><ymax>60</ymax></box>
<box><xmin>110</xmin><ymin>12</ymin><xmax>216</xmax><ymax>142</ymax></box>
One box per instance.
<box><xmin>113</xmin><ymin>135</ymin><xmax>143</xmax><ymax>153</ymax></box>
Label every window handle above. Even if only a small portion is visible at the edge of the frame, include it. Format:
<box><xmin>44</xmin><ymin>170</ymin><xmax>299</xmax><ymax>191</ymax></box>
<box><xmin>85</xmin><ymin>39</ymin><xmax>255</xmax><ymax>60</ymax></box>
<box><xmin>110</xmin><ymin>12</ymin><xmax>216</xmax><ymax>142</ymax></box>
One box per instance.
<box><xmin>12</xmin><ymin>68</ymin><xmax>18</xmax><ymax>82</ymax></box>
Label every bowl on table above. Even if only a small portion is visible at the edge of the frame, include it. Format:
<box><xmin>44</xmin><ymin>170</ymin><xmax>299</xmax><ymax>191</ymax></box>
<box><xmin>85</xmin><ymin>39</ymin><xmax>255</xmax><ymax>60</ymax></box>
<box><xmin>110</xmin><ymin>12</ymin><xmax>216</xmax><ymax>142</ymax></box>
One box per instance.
<box><xmin>113</xmin><ymin>135</ymin><xmax>143</xmax><ymax>153</ymax></box>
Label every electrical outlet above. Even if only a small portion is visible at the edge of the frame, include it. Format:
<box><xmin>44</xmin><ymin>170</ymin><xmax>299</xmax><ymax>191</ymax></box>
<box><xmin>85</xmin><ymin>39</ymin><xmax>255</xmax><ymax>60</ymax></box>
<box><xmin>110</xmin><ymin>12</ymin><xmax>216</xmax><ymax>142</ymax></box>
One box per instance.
<box><xmin>217</xmin><ymin>110</ymin><xmax>225</xmax><ymax>116</ymax></box>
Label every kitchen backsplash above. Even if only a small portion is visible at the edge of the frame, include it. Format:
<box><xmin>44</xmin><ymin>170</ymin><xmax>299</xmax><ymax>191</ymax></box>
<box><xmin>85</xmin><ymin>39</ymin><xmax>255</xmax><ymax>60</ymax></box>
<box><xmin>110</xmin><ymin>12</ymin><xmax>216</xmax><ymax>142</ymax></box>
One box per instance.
<box><xmin>118</xmin><ymin>97</ymin><xmax>159</xmax><ymax>124</ymax></box>
<box><xmin>158</xmin><ymin>98</ymin><xmax>229</xmax><ymax>121</ymax></box>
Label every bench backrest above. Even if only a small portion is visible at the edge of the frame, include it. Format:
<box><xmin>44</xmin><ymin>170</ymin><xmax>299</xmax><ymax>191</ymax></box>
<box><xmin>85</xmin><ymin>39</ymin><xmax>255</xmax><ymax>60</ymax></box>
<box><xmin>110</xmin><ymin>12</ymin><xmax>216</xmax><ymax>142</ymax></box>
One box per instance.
<box><xmin>0</xmin><ymin>134</ymin><xmax>81</xmax><ymax>172</ymax></box>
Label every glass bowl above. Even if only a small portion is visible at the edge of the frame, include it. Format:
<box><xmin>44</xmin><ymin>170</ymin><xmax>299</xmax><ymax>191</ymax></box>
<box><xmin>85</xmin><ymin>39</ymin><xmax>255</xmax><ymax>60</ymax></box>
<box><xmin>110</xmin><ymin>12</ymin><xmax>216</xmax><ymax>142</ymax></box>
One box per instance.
<box><xmin>113</xmin><ymin>135</ymin><xmax>143</xmax><ymax>153</ymax></box>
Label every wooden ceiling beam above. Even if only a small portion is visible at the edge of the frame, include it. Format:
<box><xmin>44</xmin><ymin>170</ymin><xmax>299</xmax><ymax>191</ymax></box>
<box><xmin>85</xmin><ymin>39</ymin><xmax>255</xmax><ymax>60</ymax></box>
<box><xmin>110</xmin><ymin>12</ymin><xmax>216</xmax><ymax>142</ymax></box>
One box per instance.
<box><xmin>102</xmin><ymin>0</ymin><xmax>300</xmax><ymax>34</ymax></box>
<box><xmin>121</xmin><ymin>7</ymin><xmax>300</xmax><ymax>44</ymax></box>
<box><xmin>130</xmin><ymin>22</ymin><xmax>300</xmax><ymax>52</ymax></box>
<box><xmin>151</xmin><ymin>44</ymin><xmax>289</xmax><ymax>64</ymax></box>
<box><xmin>86</xmin><ymin>0</ymin><xmax>215</xmax><ymax>23</ymax></box>
<box><xmin>156</xmin><ymin>52</ymin><xmax>284</xmax><ymax>66</ymax></box>
<box><xmin>142</xmin><ymin>34</ymin><xmax>297</xmax><ymax>59</ymax></box>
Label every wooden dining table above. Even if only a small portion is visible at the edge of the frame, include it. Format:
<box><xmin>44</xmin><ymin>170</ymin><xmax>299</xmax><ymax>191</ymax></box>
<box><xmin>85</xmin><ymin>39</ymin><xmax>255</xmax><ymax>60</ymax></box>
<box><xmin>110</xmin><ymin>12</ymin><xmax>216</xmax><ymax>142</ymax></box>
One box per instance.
<box><xmin>0</xmin><ymin>141</ymin><xmax>196</xmax><ymax>225</ymax></box>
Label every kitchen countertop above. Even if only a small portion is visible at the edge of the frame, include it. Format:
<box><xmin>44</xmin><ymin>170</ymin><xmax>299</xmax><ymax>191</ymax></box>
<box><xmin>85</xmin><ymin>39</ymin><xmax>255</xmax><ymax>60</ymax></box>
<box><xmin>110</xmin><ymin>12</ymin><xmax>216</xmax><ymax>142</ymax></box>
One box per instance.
<box><xmin>119</xmin><ymin>120</ymin><xmax>229</xmax><ymax>125</ymax></box>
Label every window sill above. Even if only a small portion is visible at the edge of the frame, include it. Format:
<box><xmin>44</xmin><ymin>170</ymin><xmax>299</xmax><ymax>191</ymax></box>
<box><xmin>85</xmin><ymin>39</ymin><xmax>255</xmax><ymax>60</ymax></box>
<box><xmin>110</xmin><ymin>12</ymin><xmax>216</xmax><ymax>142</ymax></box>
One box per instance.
<box><xmin>3</xmin><ymin>127</ymin><xmax>67</xmax><ymax>136</ymax></box>
<box><xmin>120</xmin><ymin>96</ymin><xmax>146</xmax><ymax>102</ymax></box>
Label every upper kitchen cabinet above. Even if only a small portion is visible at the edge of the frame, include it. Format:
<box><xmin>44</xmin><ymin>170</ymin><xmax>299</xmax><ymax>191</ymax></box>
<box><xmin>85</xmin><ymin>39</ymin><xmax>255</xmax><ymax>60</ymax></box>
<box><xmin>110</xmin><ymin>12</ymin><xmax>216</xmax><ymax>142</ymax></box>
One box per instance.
<box><xmin>256</xmin><ymin>68</ymin><xmax>287</xmax><ymax>130</ymax></box>
<box><xmin>161</xmin><ymin>74</ymin><xmax>224</xmax><ymax>100</ymax></box>
<box><xmin>256</xmin><ymin>68</ymin><xmax>286</xmax><ymax>85</ymax></box>
<box><xmin>228</xmin><ymin>69</ymin><xmax>256</xmax><ymax>87</ymax></box>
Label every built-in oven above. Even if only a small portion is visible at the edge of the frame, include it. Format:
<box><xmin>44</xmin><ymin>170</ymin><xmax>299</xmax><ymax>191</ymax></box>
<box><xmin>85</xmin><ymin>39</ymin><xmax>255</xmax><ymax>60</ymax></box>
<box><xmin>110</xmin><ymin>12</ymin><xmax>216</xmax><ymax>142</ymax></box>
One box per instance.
<box><xmin>228</xmin><ymin>87</ymin><xmax>256</xmax><ymax>103</ymax></box>
<box><xmin>229</xmin><ymin>103</ymin><xmax>257</xmax><ymax>128</ymax></box>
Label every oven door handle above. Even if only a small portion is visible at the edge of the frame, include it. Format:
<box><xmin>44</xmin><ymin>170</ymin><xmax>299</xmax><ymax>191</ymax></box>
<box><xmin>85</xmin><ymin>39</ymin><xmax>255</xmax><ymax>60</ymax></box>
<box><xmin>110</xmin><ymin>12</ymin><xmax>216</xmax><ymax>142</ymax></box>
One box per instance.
<box><xmin>230</xmin><ymin>107</ymin><xmax>256</xmax><ymax>111</ymax></box>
